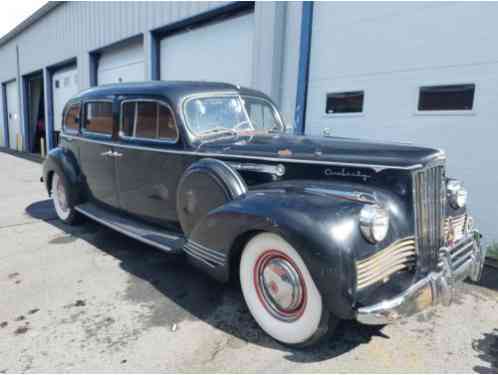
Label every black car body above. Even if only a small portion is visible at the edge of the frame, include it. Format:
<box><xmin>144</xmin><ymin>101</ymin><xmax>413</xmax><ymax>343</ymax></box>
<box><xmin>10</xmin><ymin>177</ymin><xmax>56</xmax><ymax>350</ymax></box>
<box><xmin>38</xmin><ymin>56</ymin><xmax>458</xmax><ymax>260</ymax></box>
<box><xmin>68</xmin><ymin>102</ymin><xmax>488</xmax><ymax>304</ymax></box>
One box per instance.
<box><xmin>42</xmin><ymin>81</ymin><xmax>486</xmax><ymax>346</ymax></box>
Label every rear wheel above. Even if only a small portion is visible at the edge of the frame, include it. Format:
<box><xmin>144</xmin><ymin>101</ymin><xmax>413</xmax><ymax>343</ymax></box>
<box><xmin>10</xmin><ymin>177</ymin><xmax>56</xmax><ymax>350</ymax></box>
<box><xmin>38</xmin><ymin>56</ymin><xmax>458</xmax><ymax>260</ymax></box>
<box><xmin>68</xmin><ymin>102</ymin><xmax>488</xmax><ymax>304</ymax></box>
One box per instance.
<box><xmin>239</xmin><ymin>232</ymin><xmax>335</xmax><ymax>347</ymax></box>
<box><xmin>52</xmin><ymin>172</ymin><xmax>79</xmax><ymax>225</ymax></box>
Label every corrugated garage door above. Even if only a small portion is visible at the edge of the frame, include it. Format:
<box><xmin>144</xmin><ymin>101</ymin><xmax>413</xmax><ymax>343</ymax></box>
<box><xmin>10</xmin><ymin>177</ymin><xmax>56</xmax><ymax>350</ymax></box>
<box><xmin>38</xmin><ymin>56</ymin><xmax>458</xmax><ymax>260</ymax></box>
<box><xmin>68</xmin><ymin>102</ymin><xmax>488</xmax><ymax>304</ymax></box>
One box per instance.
<box><xmin>52</xmin><ymin>66</ymin><xmax>78</xmax><ymax>131</ymax></box>
<box><xmin>305</xmin><ymin>2</ymin><xmax>498</xmax><ymax>245</ymax></box>
<box><xmin>97</xmin><ymin>39</ymin><xmax>145</xmax><ymax>85</ymax></box>
<box><xmin>6</xmin><ymin>80</ymin><xmax>21</xmax><ymax>151</ymax></box>
<box><xmin>160</xmin><ymin>13</ymin><xmax>254</xmax><ymax>87</ymax></box>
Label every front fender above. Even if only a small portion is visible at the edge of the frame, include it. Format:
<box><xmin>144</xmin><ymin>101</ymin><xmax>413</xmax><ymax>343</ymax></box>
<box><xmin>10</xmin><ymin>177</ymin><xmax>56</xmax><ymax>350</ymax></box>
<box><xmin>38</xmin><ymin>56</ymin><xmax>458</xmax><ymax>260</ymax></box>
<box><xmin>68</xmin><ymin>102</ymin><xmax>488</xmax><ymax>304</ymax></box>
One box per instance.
<box><xmin>42</xmin><ymin>147</ymin><xmax>84</xmax><ymax>207</ymax></box>
<box><xmin>188</xmin><ymin>184</ymin><xmax>408</xmax><ymax>320</ymax></box>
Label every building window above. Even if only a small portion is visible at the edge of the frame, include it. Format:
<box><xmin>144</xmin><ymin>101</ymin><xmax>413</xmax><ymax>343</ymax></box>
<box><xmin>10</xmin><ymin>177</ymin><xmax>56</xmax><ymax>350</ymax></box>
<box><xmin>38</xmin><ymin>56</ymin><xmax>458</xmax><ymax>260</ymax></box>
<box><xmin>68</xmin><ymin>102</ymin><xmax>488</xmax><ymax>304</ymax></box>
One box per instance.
<box><xmin>418</xmin><ymin>84</ymin><xmax>475</xmax><ymax>111</ymax></box>
<box><xmin>83</xmin><ymin>102</ymin><xmax>113</xmax><ymax>135</ymax></box>
<box><xmin>326</xmin><ymin>91</ymin><xmax>364</xmax><ymax>114</ymax></box>
<box><xmin>120</xmin><ymin>101</ymin><xmax>178</xmax><ymax>141</ymax></box>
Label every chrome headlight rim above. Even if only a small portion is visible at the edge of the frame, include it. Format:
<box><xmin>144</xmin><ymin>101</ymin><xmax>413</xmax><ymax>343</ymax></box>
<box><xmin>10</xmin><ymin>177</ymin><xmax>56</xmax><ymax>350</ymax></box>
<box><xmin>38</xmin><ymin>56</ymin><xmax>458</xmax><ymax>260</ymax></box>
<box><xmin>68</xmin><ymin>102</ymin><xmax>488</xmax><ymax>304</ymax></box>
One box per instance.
<box><xmin>359</xmin><ymin>204</ymin><xmax>390</xmax><ymax>244</ymax></box>
<box><xmin>447</xmin><ymin>179</ymin><xmax>467</xmax><ymax>209</ymax></box>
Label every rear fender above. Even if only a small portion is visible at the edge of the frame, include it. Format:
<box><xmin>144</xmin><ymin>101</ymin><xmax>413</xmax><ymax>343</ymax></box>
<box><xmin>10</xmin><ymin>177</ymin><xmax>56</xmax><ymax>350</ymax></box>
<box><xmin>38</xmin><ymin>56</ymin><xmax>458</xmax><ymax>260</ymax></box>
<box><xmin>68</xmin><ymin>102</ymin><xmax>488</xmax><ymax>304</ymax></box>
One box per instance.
<box><xmin>42</xmin><ymin>147</ymin><xmax>84</xmax><ymax>207</ymax></box>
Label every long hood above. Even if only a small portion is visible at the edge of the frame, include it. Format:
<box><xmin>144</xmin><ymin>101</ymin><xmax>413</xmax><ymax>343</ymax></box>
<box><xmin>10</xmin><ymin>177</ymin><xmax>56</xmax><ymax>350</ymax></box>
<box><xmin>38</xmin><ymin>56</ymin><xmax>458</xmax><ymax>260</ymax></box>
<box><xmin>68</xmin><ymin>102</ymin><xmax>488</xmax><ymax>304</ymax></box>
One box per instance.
<box><xmin>194</xmin><ymin>133</ymin><xmax>443</xmax><ymax>170</ymax></box>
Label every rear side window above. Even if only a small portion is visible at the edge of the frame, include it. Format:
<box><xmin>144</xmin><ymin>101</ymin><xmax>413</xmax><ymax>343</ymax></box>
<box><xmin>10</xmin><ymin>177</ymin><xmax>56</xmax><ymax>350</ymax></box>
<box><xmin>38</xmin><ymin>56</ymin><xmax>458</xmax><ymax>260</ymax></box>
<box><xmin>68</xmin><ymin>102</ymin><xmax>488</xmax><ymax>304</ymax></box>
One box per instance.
<box><xmin>120</xmin><ymin>100</ymin><xmax>178</xmax><ymax>141</ymax></box>
<box><xmin>63</xmin><ymin>103</ymin><xmax>81</xmax><ymax>132</ymax></box>
<box><xmin>83</xmin><ymin>102</ymin><xmax>113</xmax><ymax>135</ymax></box>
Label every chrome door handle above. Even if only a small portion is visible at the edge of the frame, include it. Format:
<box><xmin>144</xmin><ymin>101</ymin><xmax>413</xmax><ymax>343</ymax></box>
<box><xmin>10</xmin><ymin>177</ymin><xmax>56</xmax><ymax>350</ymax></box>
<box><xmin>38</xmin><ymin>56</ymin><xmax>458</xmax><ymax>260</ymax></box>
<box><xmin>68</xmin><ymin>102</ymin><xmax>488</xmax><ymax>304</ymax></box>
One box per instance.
<box><xmin>100</xmin><ymin>150</ymin><xmax>113</xmax><ymax>157</ymax></box>
<box><xmin>112</xmin><ymin>151</ymin><xmax>123</xmax><ymax>158</ymax></box>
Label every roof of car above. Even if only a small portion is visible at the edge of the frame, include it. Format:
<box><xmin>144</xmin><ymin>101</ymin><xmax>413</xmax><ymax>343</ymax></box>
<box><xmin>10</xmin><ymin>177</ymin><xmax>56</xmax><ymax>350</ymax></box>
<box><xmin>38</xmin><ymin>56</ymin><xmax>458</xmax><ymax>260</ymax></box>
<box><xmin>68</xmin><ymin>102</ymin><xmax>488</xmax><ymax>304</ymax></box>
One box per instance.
<box><xmin>74</xmin><ymin>81</ymin><xmax>273</xmax><ymax>104</ymax></box>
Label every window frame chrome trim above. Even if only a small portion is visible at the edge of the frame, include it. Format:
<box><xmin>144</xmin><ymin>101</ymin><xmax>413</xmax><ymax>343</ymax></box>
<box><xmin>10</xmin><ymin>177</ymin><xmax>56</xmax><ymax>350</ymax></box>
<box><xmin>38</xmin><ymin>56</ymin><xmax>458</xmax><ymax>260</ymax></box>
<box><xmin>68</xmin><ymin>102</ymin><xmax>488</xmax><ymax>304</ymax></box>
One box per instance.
<box><xmin>119</xmin><ymin>98</ymin><xmax>180</xmax><ymax>144</ymax></box>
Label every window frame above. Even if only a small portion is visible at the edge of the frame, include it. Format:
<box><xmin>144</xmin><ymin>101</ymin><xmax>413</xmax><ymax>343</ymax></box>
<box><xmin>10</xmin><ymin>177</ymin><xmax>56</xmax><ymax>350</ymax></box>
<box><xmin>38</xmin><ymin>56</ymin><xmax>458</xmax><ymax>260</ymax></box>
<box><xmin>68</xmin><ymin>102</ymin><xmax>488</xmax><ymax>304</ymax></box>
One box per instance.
<box><xmin>414</xmin><ymin>82</ymin><xmax>478</xmax><ymax>116</ymax></box>
<box><xmin>119</xmin><ymin>98</ymin><xmax>179</xmax><ymax>144</ymax></box>
<box><xmin>323</xmin><ymin>90</ymin><xmax>366</xmax><ymax>118</ymax></box>
<box><xmin>81</xmin><ymin>99</ymin><xmax>115</xmax><ymax>138</ymax></box>
<box><xmin>62</xmin><ymin>101</ymin><xmax>82</xmax><ymax>135</ymax></box>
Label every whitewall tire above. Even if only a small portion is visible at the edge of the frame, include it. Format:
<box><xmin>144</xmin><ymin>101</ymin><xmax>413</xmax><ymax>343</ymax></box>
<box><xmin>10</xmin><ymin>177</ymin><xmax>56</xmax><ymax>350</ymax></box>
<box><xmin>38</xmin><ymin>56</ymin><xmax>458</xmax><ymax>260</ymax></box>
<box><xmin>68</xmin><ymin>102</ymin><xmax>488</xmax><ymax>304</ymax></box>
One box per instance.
<box><xmin>52</xmin><ymin>172</ymin><xmax>79</xmax><ymax>225</ymax></box>
<box><xmin>240</xmin><ymin>232</ymin><xmax>332</xmax><ymax>346</ymax></box>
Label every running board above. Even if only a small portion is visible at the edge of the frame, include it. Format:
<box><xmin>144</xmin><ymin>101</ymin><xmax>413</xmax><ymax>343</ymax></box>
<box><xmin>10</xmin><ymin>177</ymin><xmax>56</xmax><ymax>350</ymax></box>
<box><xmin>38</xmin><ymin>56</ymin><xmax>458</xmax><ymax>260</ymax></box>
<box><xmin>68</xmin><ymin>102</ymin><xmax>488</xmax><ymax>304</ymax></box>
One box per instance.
<box><xmin>75</xmin><ymin>203</ymin><xmax>184</xmax><ymax>254</ymax></box>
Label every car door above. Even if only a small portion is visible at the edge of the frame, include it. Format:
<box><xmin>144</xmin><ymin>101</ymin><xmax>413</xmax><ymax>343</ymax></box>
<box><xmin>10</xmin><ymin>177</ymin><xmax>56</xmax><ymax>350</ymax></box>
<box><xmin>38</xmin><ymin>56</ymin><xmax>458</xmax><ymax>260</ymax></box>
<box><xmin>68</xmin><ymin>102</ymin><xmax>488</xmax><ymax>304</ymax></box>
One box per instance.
<box><xmin>114</xmin><ymin>97</ymin><xmax>184</xmax><ymax>230</ymax></box>
<box><xmin>78</xmin><ymin>99</ymin><xmax>119</xmax><ymax>208</ymax></box>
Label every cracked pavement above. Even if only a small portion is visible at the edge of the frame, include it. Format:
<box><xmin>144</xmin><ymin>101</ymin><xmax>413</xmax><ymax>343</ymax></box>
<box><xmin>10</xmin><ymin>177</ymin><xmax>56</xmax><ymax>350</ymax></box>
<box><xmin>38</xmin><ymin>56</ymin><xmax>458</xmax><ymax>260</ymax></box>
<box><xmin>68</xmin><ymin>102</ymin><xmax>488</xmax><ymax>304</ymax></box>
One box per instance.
<box><xmin>0</xmin><ymin>150</ymin><xmax>497</xmax><ymax>372</ymax></box>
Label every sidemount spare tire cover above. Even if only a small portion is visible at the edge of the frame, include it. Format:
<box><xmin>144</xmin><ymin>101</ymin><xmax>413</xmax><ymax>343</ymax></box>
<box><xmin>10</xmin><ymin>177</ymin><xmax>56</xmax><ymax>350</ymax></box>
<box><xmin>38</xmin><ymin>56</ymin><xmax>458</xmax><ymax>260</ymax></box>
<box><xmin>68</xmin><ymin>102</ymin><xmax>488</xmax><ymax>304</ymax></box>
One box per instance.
<box><xmin>176</xmin><ymin>158</ymin><xmax>247</xmax><ymax>235</ymax></box>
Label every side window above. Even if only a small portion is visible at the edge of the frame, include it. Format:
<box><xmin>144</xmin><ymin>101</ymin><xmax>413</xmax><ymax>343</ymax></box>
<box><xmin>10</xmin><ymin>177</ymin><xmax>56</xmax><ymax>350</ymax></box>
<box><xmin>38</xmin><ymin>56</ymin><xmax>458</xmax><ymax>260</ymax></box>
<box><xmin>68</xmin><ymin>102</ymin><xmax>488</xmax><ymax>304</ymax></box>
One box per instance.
<box><xmin>83</xmin><ymin>102</ymin><xmax>113</xmax><ymax>135</ymax></box>
<box><xmin>63</xmin><ymin>103</ymin><xmax>81</xmax><ymax>132</ymax></box>
<box><xmin>135</xmin><ymin>102</ymin><xmax>157</xmax><ymax>139</ymax></box>
<box><xmin>158</xmin><ymin>104</ymin><xmax>178</xmax><ymax>140</ymax></box>
<box><xmin>242</xmin><ymin>97</ymin><xmax>281</xmax><ymax>131</ymax></box>
<box><xmin>120</xmin><ymin>100</ymin><xmax>178</xmax><ymax>141</ymax></box>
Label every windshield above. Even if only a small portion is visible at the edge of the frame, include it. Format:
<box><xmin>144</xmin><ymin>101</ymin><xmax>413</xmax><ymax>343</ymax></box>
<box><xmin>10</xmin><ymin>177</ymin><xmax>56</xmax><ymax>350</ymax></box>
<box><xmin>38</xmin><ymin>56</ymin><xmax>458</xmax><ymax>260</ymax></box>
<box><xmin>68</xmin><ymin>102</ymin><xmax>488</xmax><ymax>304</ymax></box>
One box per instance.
<box><xmin>184</xmin><ymin>95</ymin><xmax>284</xmax><ymax>139</ymax></box>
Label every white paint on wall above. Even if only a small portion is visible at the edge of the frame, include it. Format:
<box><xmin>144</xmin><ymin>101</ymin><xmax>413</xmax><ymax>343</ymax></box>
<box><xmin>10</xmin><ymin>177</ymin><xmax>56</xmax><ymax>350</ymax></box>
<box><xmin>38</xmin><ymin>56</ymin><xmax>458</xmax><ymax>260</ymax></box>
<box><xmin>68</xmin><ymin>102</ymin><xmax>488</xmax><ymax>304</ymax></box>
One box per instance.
<box><xmin>97</xmin><ymin>38</ymin><xmax>145</xmax><ymax>85</ymax></box>
<box><xmin>306</xmin><ymin>2</ymin><xmax>498</xmax><ymax>245</ymax></box>
<box><xmin>160</xmin><ymin>13</ymin><xmax>254</xmax><ymax>87</ymax></box>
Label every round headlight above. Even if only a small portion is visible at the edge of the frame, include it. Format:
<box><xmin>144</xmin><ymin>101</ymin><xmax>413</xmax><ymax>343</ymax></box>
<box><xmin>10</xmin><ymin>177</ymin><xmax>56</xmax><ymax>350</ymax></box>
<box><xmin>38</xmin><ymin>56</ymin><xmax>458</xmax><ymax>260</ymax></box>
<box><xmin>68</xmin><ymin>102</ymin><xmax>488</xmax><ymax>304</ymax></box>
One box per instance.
<box><xmin>447</xmin><ymin>180</ymin><xmax>467</xmax><ymax>208</ymax></box>
<box><xmin>359</xmin><ymin>204</ymin><xmax>390</xmax><ymax>244</ymax></box>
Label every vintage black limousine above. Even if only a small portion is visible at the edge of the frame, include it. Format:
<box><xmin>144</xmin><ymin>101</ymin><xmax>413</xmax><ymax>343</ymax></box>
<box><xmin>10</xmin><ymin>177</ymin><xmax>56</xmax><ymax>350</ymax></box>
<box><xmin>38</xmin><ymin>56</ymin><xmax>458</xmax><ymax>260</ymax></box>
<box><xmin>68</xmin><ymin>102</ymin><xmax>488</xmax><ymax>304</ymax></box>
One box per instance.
<box><xmin>42</xmin><ymin>81</ymin><xmax>485</xmax><ymax>347</ymax></box>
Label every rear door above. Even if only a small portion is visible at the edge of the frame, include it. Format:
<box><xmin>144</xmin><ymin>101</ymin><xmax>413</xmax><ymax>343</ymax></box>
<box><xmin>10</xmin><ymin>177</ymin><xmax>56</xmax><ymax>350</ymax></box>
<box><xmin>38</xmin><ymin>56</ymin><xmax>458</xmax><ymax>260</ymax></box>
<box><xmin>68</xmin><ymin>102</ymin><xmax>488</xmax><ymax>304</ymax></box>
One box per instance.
<box><xmin>78</xmin><ymin>99</ymin><xmax>119</xmax><ymax>208</ymax></box>
<box><xmin>114</xmin><ymin>97</ymin><xmax>183</xmax><ymax>230</ymax></box>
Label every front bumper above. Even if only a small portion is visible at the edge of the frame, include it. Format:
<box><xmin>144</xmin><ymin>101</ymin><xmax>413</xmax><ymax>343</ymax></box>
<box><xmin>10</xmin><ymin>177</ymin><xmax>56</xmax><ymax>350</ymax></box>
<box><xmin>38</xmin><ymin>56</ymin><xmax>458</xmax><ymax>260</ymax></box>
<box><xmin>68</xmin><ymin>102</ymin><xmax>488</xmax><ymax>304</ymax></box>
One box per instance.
<box><xmin>356</xmin><ymin>230</ymin><xmax>485</xmax><ymax>325</ymax></box>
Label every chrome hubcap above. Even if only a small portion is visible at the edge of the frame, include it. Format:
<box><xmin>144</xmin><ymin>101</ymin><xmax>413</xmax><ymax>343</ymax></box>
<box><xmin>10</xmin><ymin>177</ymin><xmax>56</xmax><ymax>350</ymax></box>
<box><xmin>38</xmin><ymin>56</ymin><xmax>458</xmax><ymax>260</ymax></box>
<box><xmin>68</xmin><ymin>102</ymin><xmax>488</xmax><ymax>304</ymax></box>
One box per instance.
<box><xmin>254</xmin><ymin>251</ymin><xmax>306</xmax><ymax>321</ymax></box>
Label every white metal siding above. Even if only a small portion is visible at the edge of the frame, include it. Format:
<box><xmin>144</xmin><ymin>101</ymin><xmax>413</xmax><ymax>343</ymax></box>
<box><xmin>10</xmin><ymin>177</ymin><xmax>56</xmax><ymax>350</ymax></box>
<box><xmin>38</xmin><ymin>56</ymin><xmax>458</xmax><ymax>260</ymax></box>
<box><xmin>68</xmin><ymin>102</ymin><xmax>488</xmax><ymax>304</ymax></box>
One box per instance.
<box><xmin>0</xmin><ymin>2</ymin><xmax>226</xmax><ymax>87</ymax></box>
<box><xmin>52</xmin><ymin>67</ymin><xmax>78</xmax><ymax>131</ymax></box>
<box><xmin>97</xmin><ymin>39</ymin><xmax>145</xmax><ymax>85</ymax></box>
<box><xmin>159</xmin><ymin>13</ymin><xmax>254</xmax><ymax>87</ymax></box>
<box><xmin>6</xmin><ymin>81</ymin><xmax>21</xmax><ymax>151</ymax></box>
<box><xmin>306</xmin><ymin>2</ymin><xmax>498</xmax><ymax>245</ymax></box>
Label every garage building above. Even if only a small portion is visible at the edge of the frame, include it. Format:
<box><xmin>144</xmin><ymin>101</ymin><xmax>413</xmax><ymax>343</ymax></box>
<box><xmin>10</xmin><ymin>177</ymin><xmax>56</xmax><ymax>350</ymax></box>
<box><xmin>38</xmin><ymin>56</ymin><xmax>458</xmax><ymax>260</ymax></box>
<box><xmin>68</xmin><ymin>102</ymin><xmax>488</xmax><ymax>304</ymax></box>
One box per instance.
<box><xmin>0</xmin><ymin>1</ymin><xmax>496</xmax><ymax>248</ymax></box>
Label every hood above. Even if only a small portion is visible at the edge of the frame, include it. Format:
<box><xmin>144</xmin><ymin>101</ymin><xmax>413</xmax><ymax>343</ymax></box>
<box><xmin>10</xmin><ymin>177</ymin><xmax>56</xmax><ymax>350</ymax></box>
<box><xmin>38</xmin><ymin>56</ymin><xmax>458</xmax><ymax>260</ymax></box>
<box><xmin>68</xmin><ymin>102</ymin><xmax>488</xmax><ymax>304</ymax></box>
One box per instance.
<box><xmin>194</xmin><ymin>133</ymin><xmax>443</xmax><ymax>171</ymax></box>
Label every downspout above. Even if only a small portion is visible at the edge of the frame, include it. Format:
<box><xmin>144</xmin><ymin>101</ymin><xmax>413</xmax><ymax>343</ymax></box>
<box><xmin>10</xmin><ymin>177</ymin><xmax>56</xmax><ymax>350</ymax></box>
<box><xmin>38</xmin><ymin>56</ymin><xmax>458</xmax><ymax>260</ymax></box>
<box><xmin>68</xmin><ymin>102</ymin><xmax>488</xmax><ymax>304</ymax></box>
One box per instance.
<box><xmin>16</xmin><ymin>45</ymin><xmax>27</xmax><ymax>151</ymax></box>
<box><xmin>294</xmin><ymin>2</ymin><xmax>313</xmax><ymax>135</ymax></box>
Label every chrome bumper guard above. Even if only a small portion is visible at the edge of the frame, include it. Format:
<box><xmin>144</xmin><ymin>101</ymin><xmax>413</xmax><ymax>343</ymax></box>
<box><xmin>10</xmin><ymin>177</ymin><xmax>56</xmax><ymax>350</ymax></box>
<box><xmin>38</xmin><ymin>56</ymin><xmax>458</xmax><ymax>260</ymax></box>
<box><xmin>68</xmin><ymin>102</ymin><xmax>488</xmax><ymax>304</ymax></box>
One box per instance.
<box><xmin>356</xmin><ymin>230</ymin><xmax>485</xmax><ymax>325</ymax></box>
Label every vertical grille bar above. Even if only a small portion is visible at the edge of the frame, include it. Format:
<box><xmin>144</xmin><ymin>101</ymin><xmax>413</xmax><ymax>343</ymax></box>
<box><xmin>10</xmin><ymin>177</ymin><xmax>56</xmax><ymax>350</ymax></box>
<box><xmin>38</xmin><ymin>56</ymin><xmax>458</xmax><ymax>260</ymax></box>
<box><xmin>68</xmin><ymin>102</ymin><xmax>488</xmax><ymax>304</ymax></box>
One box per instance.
<box><xmin>413</xmin><ymin>163</ymin><xmax>446</xmax><ymax>271</ymax></box>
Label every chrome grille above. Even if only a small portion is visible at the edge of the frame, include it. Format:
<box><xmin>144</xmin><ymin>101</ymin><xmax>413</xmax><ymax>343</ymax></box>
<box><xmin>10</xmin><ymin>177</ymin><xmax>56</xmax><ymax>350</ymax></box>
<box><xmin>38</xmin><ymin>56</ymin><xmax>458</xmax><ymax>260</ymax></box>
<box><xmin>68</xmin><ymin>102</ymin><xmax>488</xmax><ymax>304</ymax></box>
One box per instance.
<box><xmin>413</xmin><ymin>162</ymin><xmax>446</xmax><ymax>271</ymax></box>
<box><xmin>356</xmin><ymin>237</ymin><xmax>416</xmax><ymax>290</ymax></box>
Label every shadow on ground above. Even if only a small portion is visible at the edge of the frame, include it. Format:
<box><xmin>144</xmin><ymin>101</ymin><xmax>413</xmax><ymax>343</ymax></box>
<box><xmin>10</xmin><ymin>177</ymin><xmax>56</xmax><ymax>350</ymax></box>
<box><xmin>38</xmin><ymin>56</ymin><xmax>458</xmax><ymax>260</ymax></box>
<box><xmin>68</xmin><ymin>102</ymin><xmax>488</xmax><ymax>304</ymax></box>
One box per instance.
<box><xmin>26</xmin><ymin>199</ymin><xmax>388</xmax><ymax>361</ymax></box>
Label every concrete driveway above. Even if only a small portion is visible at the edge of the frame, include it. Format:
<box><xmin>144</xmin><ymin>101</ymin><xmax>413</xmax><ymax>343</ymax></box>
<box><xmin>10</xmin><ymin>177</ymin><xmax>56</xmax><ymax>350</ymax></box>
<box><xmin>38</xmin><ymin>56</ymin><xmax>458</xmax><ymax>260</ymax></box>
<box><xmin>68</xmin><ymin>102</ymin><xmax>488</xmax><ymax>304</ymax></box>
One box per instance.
<box><xmin>0</xmin><ymin>150</ymin><xmax>497</xmax><ymax>373</ymax></box>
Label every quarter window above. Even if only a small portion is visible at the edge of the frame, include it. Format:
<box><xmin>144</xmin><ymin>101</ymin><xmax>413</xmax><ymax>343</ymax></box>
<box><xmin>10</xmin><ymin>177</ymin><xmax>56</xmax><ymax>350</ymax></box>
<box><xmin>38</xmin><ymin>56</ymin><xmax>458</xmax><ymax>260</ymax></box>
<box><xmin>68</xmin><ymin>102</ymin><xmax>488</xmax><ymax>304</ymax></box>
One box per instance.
<box><xmin>63</xmin><ymin>103</ymin><xmax>81</xmax><ymax>132</ymax></box>
<box><xmin>326</xmin><ymin>91</ymin><xmax>364</xmax><ymax>114</ymax></box>
<box><xmin>418</xmin><ymin>84</ymin><xmax>475</xmax><ymax>111</ymax></box>
<box><xmin>83</xmin><ymin>102</ymin><xmax>113</xmax><ymax>135</ymax></box>
<box><xmin>120</xmin><ymin>101</ymin><xmax>178</xmax><ymax>141</ymax></box>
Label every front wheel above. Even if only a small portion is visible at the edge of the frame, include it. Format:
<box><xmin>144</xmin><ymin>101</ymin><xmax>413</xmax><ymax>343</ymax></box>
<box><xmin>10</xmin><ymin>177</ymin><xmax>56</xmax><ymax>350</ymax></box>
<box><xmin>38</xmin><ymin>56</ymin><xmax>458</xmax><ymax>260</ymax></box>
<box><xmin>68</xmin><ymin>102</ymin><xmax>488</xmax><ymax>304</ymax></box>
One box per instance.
<box><xmin>239</xmin><ymin>232</ymin><xmax>335</xmax><ymax>347</ymax></box>
<box><xmin>52</xmin><ymin>172</ymin><xmax>80</xmax><ymax>225</ymax></box>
